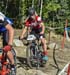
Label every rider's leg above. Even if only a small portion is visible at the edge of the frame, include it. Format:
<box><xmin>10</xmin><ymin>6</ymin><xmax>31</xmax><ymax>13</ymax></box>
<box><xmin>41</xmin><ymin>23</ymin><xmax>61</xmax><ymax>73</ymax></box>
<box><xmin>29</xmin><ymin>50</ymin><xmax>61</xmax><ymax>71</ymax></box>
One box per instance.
<box><xmin>3</xmin><ymin>31</ymin><xmax>15</xmax><ymax>65</ymax></box>
<box><xmin>40</xmin><ymin>35</ymin><xmax>48</xmax><ymax>61</ymax></box>
<box><xmin>33</xmin><ymin>28</ymin><xmax>48</xmax><ymax>61</ymax></box>
<box><xmin>41</xmin><ymin>38</ymin><xmax>47</xmax><ymax>52</ymax></box>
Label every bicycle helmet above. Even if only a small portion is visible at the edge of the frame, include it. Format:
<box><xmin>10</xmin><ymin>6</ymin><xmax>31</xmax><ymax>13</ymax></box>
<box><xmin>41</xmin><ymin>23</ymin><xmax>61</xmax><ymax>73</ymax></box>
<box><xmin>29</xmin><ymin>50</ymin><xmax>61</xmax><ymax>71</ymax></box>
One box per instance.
<box><xmin>28</xmin><ymin>7</ymin><xmax>35</xmax><ymax>16</ymax></box>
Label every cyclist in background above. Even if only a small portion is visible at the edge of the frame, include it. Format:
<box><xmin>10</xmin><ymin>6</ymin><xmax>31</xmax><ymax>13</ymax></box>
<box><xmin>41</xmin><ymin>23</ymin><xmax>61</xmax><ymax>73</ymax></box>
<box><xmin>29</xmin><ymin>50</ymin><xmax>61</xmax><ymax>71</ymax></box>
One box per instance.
<box><xmin>19</xmin><ymin>7</ymin><xmax>48</xmax><ymax>61</ymax></box>
<box><xmin>0</xmin><ymin>12</ymin><xmax>15</xmax><ymax>75</ymax></box>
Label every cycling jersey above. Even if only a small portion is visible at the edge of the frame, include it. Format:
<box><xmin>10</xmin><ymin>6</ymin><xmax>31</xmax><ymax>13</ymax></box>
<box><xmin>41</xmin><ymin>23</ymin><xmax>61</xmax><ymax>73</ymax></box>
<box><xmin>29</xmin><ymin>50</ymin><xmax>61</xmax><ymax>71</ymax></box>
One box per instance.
<box><xmin>0</xmin><ymin>12</ymin><xmax>13</xmax><ymax>32</ymax></box>
<box><xmin>25</xmin><ymin>16</ymin><xmax>42</xmax><ymax>29</ymax></box>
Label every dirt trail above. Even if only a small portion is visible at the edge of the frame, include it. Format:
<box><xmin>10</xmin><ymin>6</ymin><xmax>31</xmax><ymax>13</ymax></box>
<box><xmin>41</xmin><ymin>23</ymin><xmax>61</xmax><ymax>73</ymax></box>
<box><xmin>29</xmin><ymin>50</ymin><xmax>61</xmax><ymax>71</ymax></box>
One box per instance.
<box><xmin>14</xmin><ymin>29</ymin><xmax>70</xmax><ymax>75</ymax></box>
<box><xmin>0</xmin><ymin>29</ymin><xmax>70</xmax><ymax>75</ymax></box>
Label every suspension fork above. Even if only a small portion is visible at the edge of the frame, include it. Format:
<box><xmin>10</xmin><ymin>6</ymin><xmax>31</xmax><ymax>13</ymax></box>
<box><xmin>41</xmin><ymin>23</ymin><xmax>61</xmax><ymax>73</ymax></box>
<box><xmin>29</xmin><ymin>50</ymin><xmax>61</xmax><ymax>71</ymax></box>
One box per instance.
<box><xmin>2</xmin><ymin>52</ymin><xmax>7</xmax><ymax>64</ymax></box>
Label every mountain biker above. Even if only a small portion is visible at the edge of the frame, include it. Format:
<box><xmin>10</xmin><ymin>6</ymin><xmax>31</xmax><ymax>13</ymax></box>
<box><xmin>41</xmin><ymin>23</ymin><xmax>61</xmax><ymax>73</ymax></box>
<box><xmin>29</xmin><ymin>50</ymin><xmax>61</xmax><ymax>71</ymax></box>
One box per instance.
<box><xmin>0</xmin><ymin>12</ymin><xmax>16</xmax><ymax>74</ymax></box>
<box><xmin>19</xmin><ymin>7</ymin><xmax>48</xmax><ymax>61</ymax></box>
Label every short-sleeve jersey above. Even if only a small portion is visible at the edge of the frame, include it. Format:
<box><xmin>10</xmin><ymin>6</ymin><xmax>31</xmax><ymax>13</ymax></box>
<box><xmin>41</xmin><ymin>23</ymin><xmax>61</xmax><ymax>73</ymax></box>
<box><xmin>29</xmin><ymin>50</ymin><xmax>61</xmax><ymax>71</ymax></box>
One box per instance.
<box><xmin>0</xmin><ymin>12</ymin><xmax>13</xmax><ymax>32</ymax></box>
<box><xmin>25</xmin><ymin>16</ymin><xmax>42</xmax><ymax>29</ymax></box>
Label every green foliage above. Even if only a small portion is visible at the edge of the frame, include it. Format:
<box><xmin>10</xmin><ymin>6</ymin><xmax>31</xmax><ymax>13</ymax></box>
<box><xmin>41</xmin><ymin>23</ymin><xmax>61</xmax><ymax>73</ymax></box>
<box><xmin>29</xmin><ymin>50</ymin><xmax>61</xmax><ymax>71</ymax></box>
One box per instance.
<box><xmin>46</xmin><ymin>2</ymin><xmax>61</xmax><ymax>11</ymax></box>
<box><xmin>0</xmin><ymin>0</ymin><xmax>70</xmax><ymax>34</ymax></box>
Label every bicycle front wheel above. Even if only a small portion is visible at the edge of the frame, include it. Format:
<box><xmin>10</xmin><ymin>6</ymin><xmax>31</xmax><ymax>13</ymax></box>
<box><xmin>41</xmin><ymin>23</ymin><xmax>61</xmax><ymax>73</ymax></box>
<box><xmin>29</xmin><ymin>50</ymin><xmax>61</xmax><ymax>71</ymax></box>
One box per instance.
<box><xmin>26</xmin><ymin>45</ymin><xmax>34</xmax><ymax>68</ymax></box>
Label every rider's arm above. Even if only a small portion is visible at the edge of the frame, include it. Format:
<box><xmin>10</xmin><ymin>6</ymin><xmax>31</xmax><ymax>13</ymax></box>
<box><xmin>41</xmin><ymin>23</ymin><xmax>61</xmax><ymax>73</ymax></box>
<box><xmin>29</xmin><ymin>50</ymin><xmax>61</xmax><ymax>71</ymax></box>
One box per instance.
<box><xmin>5</xmin><ymin>24</ymin><xmax>14</xmax><ymax>45</ymax></box>
<box><xmin>24</xmin><ymin>16</ymin><xmax>29</xmax><ymax>23</ymax></box>
<box><xmin>37</xmin><ymin>16</ymin><xmax>45</xmax><ymax>34</ymax></box>
<box><xmin>3</xmin><ymin>18</ymin><xmax>14</xmax><ymax>46</ymax></box>
<box><xmin>20</xmin><ymin>17</ymin><xmax>30</xmax><ymax>39</ymax></box>
<box><xmin>20</xmin><ymin>26</ymin><xmax>27</xmax><ymax>39</ymax></box>
<box><xmin>40</xmin><ymin>22</ymin><xmax>45</xmax><ymax>34</ymax></box>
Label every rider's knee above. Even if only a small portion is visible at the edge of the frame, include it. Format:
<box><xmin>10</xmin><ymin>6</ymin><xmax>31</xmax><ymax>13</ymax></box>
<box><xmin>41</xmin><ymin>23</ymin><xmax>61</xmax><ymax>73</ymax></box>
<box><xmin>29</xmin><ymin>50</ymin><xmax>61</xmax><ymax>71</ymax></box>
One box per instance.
<box><xmin>3</xmin><ymin>45</ymin><xmax>12</xmax><ymax>52</ymax></box>
<box><xmin>41</xmin><ymin>38</ymin><xmax>46</xmax><ymax>43</ymax></box>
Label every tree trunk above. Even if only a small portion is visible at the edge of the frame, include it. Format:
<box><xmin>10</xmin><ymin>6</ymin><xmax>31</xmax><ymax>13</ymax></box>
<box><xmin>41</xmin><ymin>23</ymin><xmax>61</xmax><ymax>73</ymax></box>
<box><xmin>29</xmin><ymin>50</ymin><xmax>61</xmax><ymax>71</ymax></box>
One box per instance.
<box><xmin>40</xmin><ymin>0</ymin><xmax>43</xmax><ymax>17</ymax></box>
<box><xmin>32</xmin><ymin>0</ymin><xmax>34</xmax><ymax>8</ymax></box>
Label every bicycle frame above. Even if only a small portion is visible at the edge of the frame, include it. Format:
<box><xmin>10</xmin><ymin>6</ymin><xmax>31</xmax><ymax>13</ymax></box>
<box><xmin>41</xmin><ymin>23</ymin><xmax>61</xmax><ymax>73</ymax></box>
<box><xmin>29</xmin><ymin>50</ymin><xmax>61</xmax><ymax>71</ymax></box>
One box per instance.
<box><xmin>26</xmin><ymin>34</ymin><xmax>44</xmax><ymax>69</ymax></box>
<box><xmin>0</xmin><ymin>48</ymin><xmax>17</xmax><ymax>75</ymax></box>
<box><xmin>0</xmin><ymin>49</ymin><xmax>10</xmax><ymax>75</ymax></box>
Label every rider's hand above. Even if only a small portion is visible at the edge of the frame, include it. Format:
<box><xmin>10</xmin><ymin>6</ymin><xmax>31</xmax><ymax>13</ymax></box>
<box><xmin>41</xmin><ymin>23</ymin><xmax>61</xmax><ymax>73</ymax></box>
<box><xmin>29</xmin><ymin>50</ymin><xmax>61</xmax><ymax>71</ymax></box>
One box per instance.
<box><xmin>40</xmin><ymin>31</ymin><xmax>44</xmax><ymax>34</ymax></box>
<box><xmin>3</xmin><ymin>45</ymin><xmax>12</xmax><ymax>52</ymax></box>
<box><xmin>19</xmin><ymin>36</ymin><xmax>23</xmax><ymax>40</ymax></box>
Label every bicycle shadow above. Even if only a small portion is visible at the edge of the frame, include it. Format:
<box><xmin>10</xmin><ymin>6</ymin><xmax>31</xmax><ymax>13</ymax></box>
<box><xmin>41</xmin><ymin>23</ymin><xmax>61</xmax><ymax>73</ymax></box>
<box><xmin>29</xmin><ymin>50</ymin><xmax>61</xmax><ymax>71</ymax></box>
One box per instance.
<box><xmin>16</xmin><ymin>56</ymin><xmax>30</xmax><ymax>70</ymax></box>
